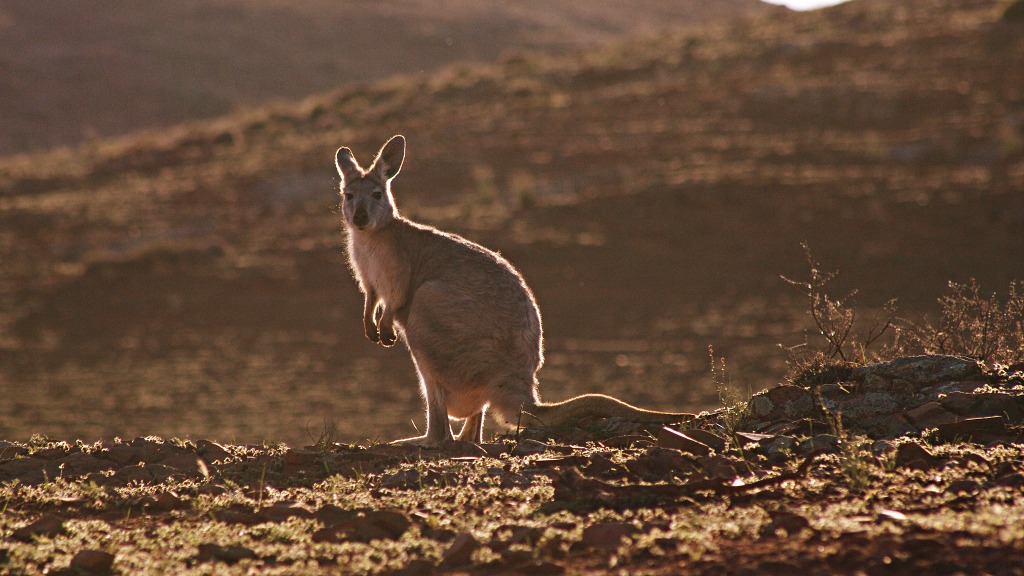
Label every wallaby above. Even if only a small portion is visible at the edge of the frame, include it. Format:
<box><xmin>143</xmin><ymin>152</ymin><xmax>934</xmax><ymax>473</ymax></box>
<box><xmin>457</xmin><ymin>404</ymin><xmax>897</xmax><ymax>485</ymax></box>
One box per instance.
<box><xmin>336</xmin><ymin>135</ymin><xmax>694</xmax><ymax>444</ymax></box>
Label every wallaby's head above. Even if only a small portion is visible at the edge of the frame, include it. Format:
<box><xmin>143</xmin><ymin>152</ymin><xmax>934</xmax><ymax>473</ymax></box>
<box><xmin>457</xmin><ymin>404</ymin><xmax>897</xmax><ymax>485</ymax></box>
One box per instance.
<box><xmin>335</xmin><ymin>135</ymin><xmax>405</xmax><ymax>231</ymax></box>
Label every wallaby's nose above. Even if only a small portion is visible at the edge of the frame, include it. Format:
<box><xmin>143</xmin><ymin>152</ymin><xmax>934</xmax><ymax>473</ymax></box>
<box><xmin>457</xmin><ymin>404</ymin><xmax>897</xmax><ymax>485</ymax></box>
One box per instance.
<box><xmin>353</xmin><ymin>208</ymin><xmax>369</xmax><ymax>228</ymax></box>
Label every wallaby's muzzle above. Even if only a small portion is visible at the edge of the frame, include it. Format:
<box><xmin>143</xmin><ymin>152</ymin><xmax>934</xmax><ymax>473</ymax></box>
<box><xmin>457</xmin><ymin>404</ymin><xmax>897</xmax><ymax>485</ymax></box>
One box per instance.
<box><xmin>353</xmin><ymin>208</ymin><xmax>369</xmax><ymax>228</ymax></box>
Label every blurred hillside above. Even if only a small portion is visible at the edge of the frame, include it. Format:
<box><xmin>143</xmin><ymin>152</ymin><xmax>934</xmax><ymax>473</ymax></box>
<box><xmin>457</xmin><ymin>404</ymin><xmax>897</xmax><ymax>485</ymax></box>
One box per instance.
<box><xmin>0</xmin><ymin>0</ymin><xmax>1021</xmax><ymax>445</ymax></box>
<box><xmin>0</xmin><ymin>0</ymin><xmax>765</xmax><ymax>156</ymax></box>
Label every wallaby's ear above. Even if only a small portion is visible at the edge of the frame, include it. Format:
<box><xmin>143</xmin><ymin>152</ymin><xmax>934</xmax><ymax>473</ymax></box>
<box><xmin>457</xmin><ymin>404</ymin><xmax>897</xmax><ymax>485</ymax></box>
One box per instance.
<box><xmin>372</xmin><ymin>135</ymin><xmax>406</xmax><ymax>182</ymax></box>
<box><xmin>335</xmin><ymin>147</ymin><xmax>362</xmax><ymax>183</ymax></box>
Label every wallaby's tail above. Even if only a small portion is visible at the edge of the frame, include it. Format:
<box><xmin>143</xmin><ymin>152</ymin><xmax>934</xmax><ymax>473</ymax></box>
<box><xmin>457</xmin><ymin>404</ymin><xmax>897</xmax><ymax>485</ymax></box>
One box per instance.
<box><xmin>523</xmin><ymin>394</ymin><xmax>694</xmax><ymax>429</ymax></box>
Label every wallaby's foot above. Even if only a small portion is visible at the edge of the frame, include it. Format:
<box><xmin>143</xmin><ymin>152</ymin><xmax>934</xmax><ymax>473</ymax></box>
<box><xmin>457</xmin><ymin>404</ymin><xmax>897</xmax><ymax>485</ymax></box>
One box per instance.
<box><xmin>391</xmin><ymin>435</ymin><xmax>434</xmax><ymax>447</ymax></box>
<box><xmin>391</xmin><ymin>434</ymin><xmax>450</xmax><ymax>447</ymax></box>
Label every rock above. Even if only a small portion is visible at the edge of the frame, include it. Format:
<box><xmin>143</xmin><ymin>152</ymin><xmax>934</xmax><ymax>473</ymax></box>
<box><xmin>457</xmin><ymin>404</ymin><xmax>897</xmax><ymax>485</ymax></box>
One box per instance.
<box><xmin>12</xmin><ymin>514</ymin><xmax>66</xmax><ymax>541</ymax></box>
<box><xmin>758</xmin><ymin>435</ymin><xmax>797</xmax><ymax>457</ymax></box>
<box><xmin>936</xmin><ymin>416</ymin><xmax>1008</xmax><ymax>442</ymax></box>
<box><xmin>312</xmin><ymin>509</ymin><xmax>412</xmax><ymax>543</ymax></box>
<box><xmin>748</xmin><ymin>385</ymin><xmax>814</xmax><ymax>420</ymax></box>
<box><xmin>479</xmin><ymin>442</ymin><xmax>511</xmax><ymax>457</ymax></box>
<box><xmin>0</xmin><ymin>441</ymin><xmax>29</xmax><ymax>460</ymax></box>
<box><xmin>657</xmin><ymin>427</ymin><xmax>712</xmax><ymax>456</ymax></box>
<box><xmin>56</xmin><ymin>452</ymin><xmax>117</xmax><ymax>477</ymax></box>
<box><xmin>147</xmin><ymin>491</ymin><xmax>186</xmax><ymax>512</ymax></box>
<box><xmin>195</xmin><ymin>543</ymin><xmax>257</xmax><ymax>564</ymax></box>
<box><xmin>674</xmin><ymin>429</ymin><xmax>728</xmax><ymax>452</ymax></box>
<box><xmin>698</xmin><ymin>455</ymin><xmax>739</xmax><ymax>480</ymax></box>
<box><xmin>70</xmin><ymin>550</ymin><xmax>115</xmax><ymax>575</ymax></box>
<box><xmin>313</xmin><ymin>504</ymin><xmax>359</xmax><ymax>526</ymax></box>
<box><xmin>871</xmin><ymin>440</ymin><xmax>897</xmax><ymax>457</ymax></box>
<box><xmin>440</xmin><ymin>532</ymin><xmax>479</xmax><ymax>567</ymax></box>
<box><xmin>284</xmin><ymin>448</ymin><xmax>320</xmax><ymax>465</ymax></box>
<box><xmin>855</xmin><ymin>413</ymin><xmax>919</xmax><ymax>438</ymax></box>
<box><xmin>96</xmin><ymin>444</ymin><xmax>146</xmax><ymax>466</ymax></box>
<box><xmin>824</xmin><ymin>392</ymin><xmax>904</xmax><ymax>423</ymax></box>
<box><xmin>513</xmin><ymin>439</ymin><xmax>552</xmax><ymax>456</ymax></box>
<box><xmin>363</xmin><ymin>509</ymin><xmax>413</xmax><ymax>539</ymax></box>
<box><xmin>256</xmin><ymin>500</ymin><xmax>312</xmax><ymax>522</ymax></box>
<box><xmin>0</xmin><ymin>457</ymin><xmax>50</xmax><ymax>478</ymax></box>
<box><xmin>760</xmin><ymin>512</ymin><xmax>811</xmax><ymax>538</ymax></box>
<box><xmin>853</xmin><ymin>355</ymin><xmax>982</xmax><ymax>387</ymax></box>
<box><xmin>195</xmin><ymin>440</ymin><xmax>233</xmax><ymax>464</ymax></box>
<box><xmin>904</xmin><ymin>402</ymin><xmax>961</xmax><ymax>429</ymax></box>
<box><xmin>105</xmin><ymin>464</ymin><xmax>154</xmax><ymax>486</ymax></box>
<box><xmin>797</xmin><ymin>434</ymin><xmax>840</xmax><ymax>455</ymax></box>
<box><xmin>920</xmin><ymin>381</ymin><xmax>986</xmax><ymax>398</ymax></box>
<box><xmin>155</xmin><ymin>453</ymin><xmax>209</xmax><ymax>475</ymax></box>
<box><xmin>734</xmin><ymin>432</ymin><xmax>775</xmax><ymax>445</ymax></box>
<box><xmin>894</xmin><ymin>442</ymin><xmax>937</xmax><ymax>471</ymax></box>
<box><xmin>940</xmin><ymin>392</ymin><xmax>1023</xmax><ymax>423</ymax></box>
<box><xmin>580</xmin><ymin>521</ymin><xmax>637</xmax><ymax>550</ymax></box>
<box><xmin>626</xmin><ymin>448</ymin><xmax>697</xmax><ymax>478</ymax></box>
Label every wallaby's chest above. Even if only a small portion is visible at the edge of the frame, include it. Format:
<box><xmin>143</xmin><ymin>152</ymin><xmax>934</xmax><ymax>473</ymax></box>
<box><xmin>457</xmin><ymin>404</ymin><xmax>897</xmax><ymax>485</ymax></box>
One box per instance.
<box><xmin>349</xmin><ymin>233</ymin><xmax>410</xmax><ymax>303</ymax></box>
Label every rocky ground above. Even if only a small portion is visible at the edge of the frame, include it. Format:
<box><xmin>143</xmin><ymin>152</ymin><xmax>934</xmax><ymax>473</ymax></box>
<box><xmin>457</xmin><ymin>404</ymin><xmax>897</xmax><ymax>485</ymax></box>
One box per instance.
<box><xmin>2</xmin><ymin>354</ymin><xmax>1021</xmax><ymax>574</ymax></box>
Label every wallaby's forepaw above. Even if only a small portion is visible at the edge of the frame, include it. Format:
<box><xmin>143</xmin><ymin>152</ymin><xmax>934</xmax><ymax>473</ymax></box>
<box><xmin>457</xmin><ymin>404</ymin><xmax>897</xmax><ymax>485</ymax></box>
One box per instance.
<box><xmin>378</xmin><ymin>326</ymin><xmax>397</xmax><ymax>347</ymax></box>
<box><xmin>364</xmin><ymin>326</ymin><xmax>380</xmax><ymax>343</ymax></box>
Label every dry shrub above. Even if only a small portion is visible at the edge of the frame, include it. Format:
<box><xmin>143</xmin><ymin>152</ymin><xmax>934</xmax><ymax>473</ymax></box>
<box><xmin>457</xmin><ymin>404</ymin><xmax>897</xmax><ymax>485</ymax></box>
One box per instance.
<box><xmin>902</xmin><ymin>279</ymin><xmax>1024</xmax><ymax>366</ymax></box>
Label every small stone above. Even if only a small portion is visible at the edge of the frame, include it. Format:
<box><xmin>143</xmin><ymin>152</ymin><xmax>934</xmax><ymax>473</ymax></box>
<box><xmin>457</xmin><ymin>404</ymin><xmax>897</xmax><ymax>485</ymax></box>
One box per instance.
<box><xmin>853</xmin><ymin>355</ymin><xmax>982</xmax><ymax>386</ymax></box>
<box><xmin>760</xmin><ymin>512</ymin><xmax>811</xmax><ymax>538</ymax></box>
<box><xmin>284</xmin><ymin>448</ymin><xmax>320</xmax><ymax>465</ymax></box>
<box><xmin>70</xmin><ymin>550</ymin><xmax>115</xmax><ymax>575</ymax></box>
<box><xmin>195</xmin><ymin>543</ymin><xmax>256</xmax><ymax>564</ymax></box>
<box><xmin>512</xmin><ymin>439</ymin><xmax>550</xmax><ymax>456</ymax></box>
<box><xmin>108</xmin><ymin>464</ymin><xmax>154</xmax><ymax>485</ymax></box>
<box><xmin>313</xmin><ymin>504</ymin><xmax>359</xmax><ymax>526</ymax></box>
<box><xmin>96</xmin><ymin>444</ymin><xmax>145</xmax><ymax>466</ymax></box>
<box><xmin>936</xmin><ymin>416</ymin><xmax>1008</xmax><ymax>442</ymax></box>
<box><xmin>748</xmin><ymin>385</ymin><xmax>814</xmax><ymax>420</ymax></box>
<box><xmin>657</xmin><ymin>427</ymin><xmax>711</xmax><ymax>456</ymax></box>
<box><xmin>195</xmin><ymin>440</ymin><xmax>233</xmax><ymax>464</ymax></box>
<box><xmin>580</xmin><ymin>521</ymin><xmax>637</xmax><ymax>550</ymax></box>
<box><xmin>363</xmin><ymin>509</ymin><xmax>413</xmax><ymax>539</ymax></box>
<box><xmin>904</xmin><ymin>402</ymin><xmax>961</xmax><ymax>429</ymax></box>
<box><xmin>871</xmin><ymin>440</ymin><xmax>897</xmax><ymax>457</ymax></box>
<box><xmin>797</xmin><ymin>434</ymin><xmax>840</xmax><ymax>455</ymax></box>
<box><xmin>440</xmin><ymin>532</ymin><xmax>479</xmax><ymax>567</ymax></box>
<box><xmin>152</xmin><ymin>454</ymin><xmax>208</xmax><ymax>477</ymax></box>
<box><xmin>895</xmin><ymin>442</ymin><xmax>937</xmax><ymax>471</ymax></box>
<box><xmin>256</xmin><ymin>500</ymin><xmax>312</xmax><ymax>522</ymax></box>
<box><xmin>675</xmin><ymin>429</ymin><xmax>728</xmax><ymax>452</ymax></box>
<box><xmin>12</xmin><ymin>514</ymin><xmax>66</xmax><ymax>541</ymax></box>
<box><xmin>759</xmin><ymin>435</ymin><xmax>797</xmax><ymax>457</ymax></box>
<box><xmin>699</xmin><ymin>455</ymin><xmax>739</xmax><ymax>480</ymax></box>
<box><xmin>148</xmin><ymin>491</ymin><xmax>185</xmax><ymax>512</ymax></box>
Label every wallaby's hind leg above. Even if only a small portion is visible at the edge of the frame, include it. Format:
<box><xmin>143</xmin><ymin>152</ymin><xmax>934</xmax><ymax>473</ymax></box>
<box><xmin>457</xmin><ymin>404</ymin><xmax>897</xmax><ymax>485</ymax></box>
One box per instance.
<box><xmin>394</xmin><ymin>372</ymin><xmax>454</xmax><ymax>445</ymax></box>
<box><xmin>455</xmin><ymin>410</ymin><xmax>485</xmax><ymax>443</ymax></box>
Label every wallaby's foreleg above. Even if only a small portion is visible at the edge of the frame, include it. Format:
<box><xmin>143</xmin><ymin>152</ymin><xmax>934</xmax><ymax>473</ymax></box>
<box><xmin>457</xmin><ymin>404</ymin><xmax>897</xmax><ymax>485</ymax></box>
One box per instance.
<box><xmin>362</xmin><ymin>288</ymin><xmax>397</xmax><ymax>346</ymax></box>
<box><xmin>455</xmin><ymin>411</ymin><xmax>485</xmax><ymax>443</ymax></box>
<box><xmin>362</xmin><ymin>287</ymin><xmax>380</xmax><ymax>343</ymax></box>
<box><xmin>377</xmin><ymin>306</ymin><xmax>397</xmax><ymax>347</ymax></box>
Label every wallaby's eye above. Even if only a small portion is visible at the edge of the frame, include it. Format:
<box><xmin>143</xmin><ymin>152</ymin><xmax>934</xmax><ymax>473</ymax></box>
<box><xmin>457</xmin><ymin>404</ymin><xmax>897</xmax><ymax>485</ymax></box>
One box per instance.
<box><xmin>372</xmin><ymin>191</ymin><xmax>383</xmax><ymax>200</ymax></box>
<box><xmin>344</xmin><ymin>192</ymin><xmax>354</xmax><ymax>201</ymax></box>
